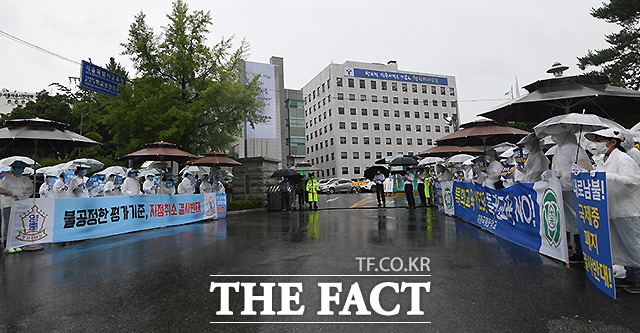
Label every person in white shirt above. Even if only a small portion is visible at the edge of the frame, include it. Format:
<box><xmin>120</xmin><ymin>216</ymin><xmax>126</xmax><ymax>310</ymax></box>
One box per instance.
<box><xmin>142</xmin><ymin>173</ymin><xmax>158</xmax><ymax>195</ymax></box>
<box><xmin>213</xmin><ymin>176</ymin><xmax>226</xmax><ymax>194</ymax></box>
<box><xmin>103</xmin><ymin>173</ymin><xmax>120</xmax><ymax>196</ymax></box>
<box><xmin>53</xmin><ymin>171</ymin><xmax>69</xmax><ymax>198</ymax></box>
<box><xmin>403</xmin><ymin>170</ymin><xmax>416</xmax><ymax>208</ymax></box>
<box><xmin>373</xmin><ymin>170</ymin><xmax>386</xmax><ymax>207</ymax></box>
<box><xmin>159</xmin><ymin>172</ymin><xmax>176</xmax><ymax>195</ymax></box>
<box><xmin>0</xmin><ymin>160</ymin><xmax>33</xmax><ymax>248</ymax></box>
<box><xmin>178</xmin><ymin>171</ymin><xmax>195</xmax><ymax>195</ymax></box>
<box><xmin>199</xmin><ymin>174</ymin><xmax>213</xmax><ymax>194</ymax></box>
<box><xmin>121</xmin><ymin>169</ymin><xmax>141</xmax><ymax>196</ymax></box>
<box><xmin>39</xmin><ymin>174</ymin><xmax>57</xmax><ymax>198</ymax></box>
<box><xmin>68</xmin><ymin>165</ymin><xmax>90</xmax><ymax>198</ymax></box>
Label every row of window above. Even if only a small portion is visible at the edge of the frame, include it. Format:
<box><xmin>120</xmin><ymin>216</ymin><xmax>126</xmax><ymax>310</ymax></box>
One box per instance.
<box><xmin>308</xmin><ymin>151</ymin><xmax>421</xmax><ymax>175</ymax></box>
<box><xmin>306</xmin><ymin>108</ymin><xmax>454</xmax><ymax>131</ymax></box>
<box><xmin>334</xmin><ymin>78</ymin><xmax>455</xmax><ymax>96</ymax></box>
<box><xmin>5</xmin><ymin>100</ymin><xmax>27</xmax><ymax>105</ymax></box>
<box><xmin>308</xmin><ymin>78</ymin><xmax>332</xmax><ymax>101</ymax></box>
<box><xmin>335</xmin><ymin>122</ymin><xmax>450</xmax><ymax>132</ymax></box>
<box><xmin>336</xmin><ymin>93</ymin><xmax>456</xmax><ymax>107</ymax></box>
<box><xmin>306</xmin><ymin>136</ymin><xmax>434</xmax><ymax>154</ymax></box>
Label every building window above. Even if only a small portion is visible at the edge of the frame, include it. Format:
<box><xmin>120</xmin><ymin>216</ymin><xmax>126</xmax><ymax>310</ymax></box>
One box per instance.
<box><xmin>402</xmin><ymin>83</ymin><xmax>408</xmax><ymax>92</ymax></box>
<box><xmin>435</xmin><ymin>126</ymin><xmax>441</xmax><ymax>132</ymax></box>
<box><xmin>331</xmin><ymin>152</ymin><xmax>335</xmax><ymax>160</ymax></box>
<box><xmin>413</xmin><ymin>98</ymin><xmax>419</xmax><ymax>105</ymax></box>
<box><xmin>383</xmin><ymin>96</ymin><xmax>389</xmax><ymax>103</ymax></box>
<box><xmin>422</xmin><ymin>85</ymin><xmax>428</xmax><ymax>93</ymax></box>
<box><xmin>351</xmin><ymin>122</ymin><xmax>357</xmax><ymax>130</ymax></box>
<box><xmin>414</xmin><ymin>111</ymin><xmax>420</xmax><ymax>118</ymax></box>
<box><xmin>371</xmin><ymin>95</ymin><xmax>378</xmax><ymax>102</ymax></box>
<box><xmin>412</xmin><ymin>84</ymin><xmax>418</xmax><ymax>93</ymax></box>
<box><xmin>338</xmin><ymin>107</ymin><xmax>345</xmax><ymax>115</ymax></box>
<box><xmin>442</xmin><ymin>100</ymin><xmax>447</xmax><ymax>107</ymax></box>
<box><xmin>341</xmin><ymin>152</ymin><xmax>347</xmax><ymax>159</ymax></box>
<box><xmin>395</xmin><ymin>124</ymin><xmax>401</xmax><ymax>131</ymax></box>
<box><xmin>445</xmin><ymin>126</ymin><xmax>450</xmax><ymax>133</ymax></box>
<box><xmin>423</xmin><ymin>99</ymin><xmax>429</xmax><ymax>106</ymax></box>
<box><xmin>332</xmin><ymin>168</ymin><xmax>336</xmax><ymax>176</ymax></box>
<box><xmin>451</xmin><ymin>101</ymin><xmax>457</xmax><ymax>107</ymax></box>
<box><xmin>441</xmin><ymin>87</ymin><xmax>446</xmax><ymax>95</ymax></box>
<box><xmin>350</xmin><ymin>108</ymin><xmax>357</xmax><ymax>115</ymax></box>
<box><xmin>396</xmin><ymin>138</ymin><xmax>402</xmax><ymax>145</ymax></box>
<box><xmin>339</xmin><ymin>122</ymin><xmax>346</xmax><ymax>129</ymax></box>
<box><xmin>352</xmin><ymin>137</ymin><xmax>359</xmax><ymax>144</ymax></box>
<box><xmin>431</xmin><ymin>86</ymin><xmax>437</xmax><ymax>94</ymax></box>
<box><xmin>403</xmin><ymin>97</ymin><xmax>409</xmax><ymax>105</ymax></box>
<box><xmin>360</xmin><ymin>94</ymin><xmax>367</xmax><ymax>101</ymax></box>
<box><xmin>381</xmin><ymin>81</ymin><xmax>387</xmax><ymax>90</ymax></box>
<box><xmin>405</xmin><ymin>124</ymin><xmax>411</xmax><ymax>131</ymax></box>
<box><xmin>427</xmin><ymin>139</ymin><xmax>433</xmax><ymax>145</ymax></box>
<box><xmin>450</xmin><ymin>87</ymin><xmax>455</xmax><ymax>96</ymax></box>
<box><xmin>434</xmin><ymin>112</ymin><xmax>439</xmax><ymax>119</ymax></box>
<box><xmin>342</xmin><ymin>167</ymin><xmax>349</xmax><ymax>174</ymax></box>
<box><xmin>362</xmin><ymin>123</ymin><xmax>369</xmax><ymax>130</ymax></box>
<box><xmin>432</xmin><ymin>100</ymin><xmax>438</xmax><ymax>107</ymax></box>
<box><xmin>340</xmin><ymin>137</ymin><xmax>347</xmax><ymax>144</ymax></box>
<box><xmin>417</xmin><ymin>138</ymin><xmax>423</xmax><ymax>145</ymax></box>
<box><xmin>386</xmin><ymin>138</ymin><xmax>392</xmax><ymax>145</ymax></box>
<box><xmin>416</xmin><ymin>125</ymin><xmax>421</xmax><ymax>131</ymax></box>
<box><xmin>327</xmin><ymin>78</ymin><xmax>330</xmax><ymax>89</ymax></box>
<box><xmin>407</xmin><ymin>138</ymin><xmax>413</xmax><ymax>145</ymax></box>
<box><xmin>393</xmin><ymin>97</ymin><xmax>399</xmax><ymax>104</ymax></box>
<box><xmin>424</xmin><ymin>112</ymin><xmax>430</xmax><ymax>119</ymax></box>
<box><xmin>349</xmin><ymin>94</ymin><xmax>356</xmax><ymax>101</ymax></box>
<box><xmin>338</xmin><ymin>93</ymin><xmax>344</xmax><ymax>100</ymax></box>
<box><xmin>363</xmin><ymin>137</ymin><xmax>370</xmax><ymax>144</ymax></box>
<box><xmin>348</xmin><ymin>78</ymin><xmax>354</xmax><ymax>87</ymax></box>
<box><xmin>383</xmin><ymin>110</ymin><xmax>389</xmax><ymax>117</ymax></box>
<box><xmin>364</xmin><ymin>152</ymin><xmax>371</xmax><ymax>159</ymax></box>
<box><xmin>361</xmin><ymin>108</ymin><xmax>368</xmax><ymax>116</ymax></box>
<box><xmin>404</xmin><ymin>111</ymin><xmax>410</xmax><ymax>118</ymax></box>
<box><xmin>387</xmin><ymin>152</ymin><xmax>393</xmax><ymax>156</ymax></box>
<box><xmin>371</xmin><ymin>80</ymin><xmax>377</xmax><ymax>89</ymax></box>
<box><xmin>376</xmin><ymin>152</ymin><xmax>382</xmax><ymax>159</ymax></box>
<box><xmin>392</xmin><ymin>82</ymin><xmax>398</xmax><ymax>91</ymax></box>
<box><xmin>330</xmin><ymin>138</ymin><xmax>334</xmax><ymax>145</ymax></box>
<box><xmin>385</xmin><ymin>124</ymin><xmax>391</xmax><ymax>131</ymax></box>
<box><xmin>359</xmin><ymin>79</ymin><xmax>366</xmax><ymax>88</ymax></box>
<box><xmin>353</xmin><ymin>152</ymin><xmax>360</xmax><ymax>159</ymax></box>
<box><xmin>372</xmin><ymin>109</ymin><xmax>379</xmax><ymax>116</ymax></box>
<box><xmin>373</xmin><ymin>123</ymin><xmax>380</xmax><ymax>130</ymax></box>
<box><xmin>394</xmin><ymin>110</ymin><xmax>400</xmax><ymax>117</ymax></box>
<box><xmin>426</xmin><ymin>125</ymin><xmax>431</xmax><ymax>132</ymax></box>
<box><xmin>375</xmin><ymin>137</ymin><xmax>381</xmax><ymax>144</ymax></box>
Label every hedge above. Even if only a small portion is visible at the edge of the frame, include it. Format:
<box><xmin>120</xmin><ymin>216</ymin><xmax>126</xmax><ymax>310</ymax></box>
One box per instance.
<box><xmin>228</xmin><ymin>199</ymin><xmax>264</xmax><ymax>211</ymax></box>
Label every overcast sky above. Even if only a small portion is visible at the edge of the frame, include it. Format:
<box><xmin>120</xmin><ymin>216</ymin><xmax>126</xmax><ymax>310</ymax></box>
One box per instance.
<box><xmin>0</xmin><ymin>0</ymin><xmax>618</xmax><ymax>124</ymax></box>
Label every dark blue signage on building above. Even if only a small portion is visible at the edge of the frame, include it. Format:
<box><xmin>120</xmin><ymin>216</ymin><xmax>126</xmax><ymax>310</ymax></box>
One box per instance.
<box><xmin>351</xmin><ymin>68</ymin><xmax>448</xmax><ymax>85</ymax></box>
<box><xmin>80</xmin><ymin>60</ymin><xmax>127</xmax><ymax>97</ymax></box>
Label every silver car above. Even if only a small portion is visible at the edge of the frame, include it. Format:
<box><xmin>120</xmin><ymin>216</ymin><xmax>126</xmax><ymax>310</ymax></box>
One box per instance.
<box><xmin>320</xmin><ymin>178</ymin><xmax>353</xmax><ymax>194</ymax></box>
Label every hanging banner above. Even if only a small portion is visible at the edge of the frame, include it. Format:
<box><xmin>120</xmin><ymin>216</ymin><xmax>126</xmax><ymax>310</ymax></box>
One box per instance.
<box><xmin>450</xmin><ymin>179</ymin><xmax>568</xmax><ymax>263</ymax></box>
<box><xmin>6</xmin><ymin>194</ymin><xmax>225</xmax><ymax>249</ymax></box>
<box><xmin>571</xmin><ymin>172</ymin><xmax>615</xmax><ymax>299</ymax></box>
<box><xmin>434</xmin><ymin>181</ymin><xmax>454</xmax><ymax>215</ymax></box>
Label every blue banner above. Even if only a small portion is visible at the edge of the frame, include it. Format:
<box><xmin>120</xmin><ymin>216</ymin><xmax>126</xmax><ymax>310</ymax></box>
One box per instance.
<box><xmin>80</xmin><ymin>60</ymin><xmax>127</xmax><ymax>97</ymax></box>
<box><xmin>351</xmin><ymin>68</ymin><xmax>448</xmax><ymax>85</ymax></box>
<box><xmin>499</xmin><ymin>164</ymin><xmax>515</xmax><ymax>181</ymax></box>
<box><xmin>571</xmin><ymin>172</ymin><xmax>615</xmax><ymax>299</ymax></box>
<box><xmin>216</xmin><ymin>194</ymin><xmax>227</xmax><ymax>218</ymax></box>
<box><xmin>514</xmin><ymin>147</ymin><xmax>525</xmax><ymax>169</ymax></box>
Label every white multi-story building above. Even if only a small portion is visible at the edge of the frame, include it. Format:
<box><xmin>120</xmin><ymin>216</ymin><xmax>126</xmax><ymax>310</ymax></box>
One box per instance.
<box><xmin>0</xmin><ymin>88</ymin><xmax>37</xmax><ymax>115</ymax></box>
<box><xmin>302</xmin><ymin>60</ymin><xmax>459</xmax><ymax>179</ymax></box>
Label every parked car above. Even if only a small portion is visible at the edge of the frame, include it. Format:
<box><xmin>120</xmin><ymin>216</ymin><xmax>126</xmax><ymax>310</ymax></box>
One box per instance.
<box><xmin>351</xmin><ymin>177</ymin><xmax>375</xmax><ymax>192</ymax></box>
<box><xmin>319</xmin><ymin>178</ymin><xmax>353</xmax><ymax>194</ymax></box>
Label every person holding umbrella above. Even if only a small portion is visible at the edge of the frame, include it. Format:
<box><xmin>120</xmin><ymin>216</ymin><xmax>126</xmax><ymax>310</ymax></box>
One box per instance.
<box><xmin>374</xmin><ymin>169</ymin><xmax>386</xmax><ymax>207</ymax></box>
<box><xmin>403</xmin><ymin>170</ymin><xmax>416</xmax><ymax>208</ymax></box>
<box><xmin>584</xmin><ymin>128</ymin><xmax>640</xmax><ymax>293</ymax></box>
<box><xmin>178</xmin><ymin>171</ymin><xmax>196</xmax><ymax>195</ymax></box>
<box><xmin>122</xmin><ymin>168</ymin><xmax>141</xmax><ymax>196</ymax></box>
<box><xmin>39</xmin><ymin>173</ymin><xmax>57</xmax><ymax>198</ymax></box>
<box><xmin>416</xmin><ymin>170</ymin><xmax>427</xmax><ymax>207</ymax></box>
<box><xmin>143</xmin><ymin>172</ymin><xmax>158</xmax><ymax>195</ymax></box>
<box><xmin>159</xmin><ymin>173</ymin><xmax>176</xmax><ymax>195</ymax></box>
<box><xmin>0</xmin><ymin>160</ymin><xmax>33</xmax><ymax>248</ymax></box>
<box><xmin>104</xmin><ymin>173</ymin><xmax>121</xmax><ymax>197</ymax></box>
<box><xmin>483</xmin><ymin>149</ymin><xmax>503</xmax><ymax>189</ymax></box>
<box><xmin>279</xmin><ymin>177</ymin><xmax>291</xmax><ymax>212</ymax></box>
<box><xmin>199</xmin><ymin>174</ymin><xmax>213</xmax><ymax>194</ymax></box>
<box><xmin>53</xmin><ymin>170</ymin><xmax>69</xmax><ymax>198</ymax></box>
<box><xmin>306</xmin><ymin>173</ymin><xmax>318</xmax><ymax>210</ymax></box>
<box><xmin>68</xmin><ymin>164</ymin><xmax>90</xmax><ymax>198</ymax></box>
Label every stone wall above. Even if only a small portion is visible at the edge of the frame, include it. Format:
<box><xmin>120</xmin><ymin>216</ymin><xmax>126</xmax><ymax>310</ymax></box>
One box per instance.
<box><xmin>231</xmin><ymin>157</ymin><xmax>280</xmax><ymax>202</ymax></box>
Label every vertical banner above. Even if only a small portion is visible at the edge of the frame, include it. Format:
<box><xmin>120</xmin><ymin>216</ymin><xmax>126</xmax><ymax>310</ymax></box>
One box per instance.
<box><xmin>244</xmin><ymin>61</ymin><xmax>276</xmax><ymax>139</ymax></box>
<box><xmin>435</xmin><ymin>181</ymin><xmax>454</xmax><ymax>215</ymax></box>
<box><xmin>571</xmin><ymin>172</ymin><xmax>615</xmax><ymax>299</ymax></box>
<box><xmin>203</xmin><ymin>193</ymin><xmax>218</xmax><ymax>220</ymax></box>
<box><xmin>216</xmin><ymin>193</ymin><xmax>227</xmax><ymax>218</ymax></box>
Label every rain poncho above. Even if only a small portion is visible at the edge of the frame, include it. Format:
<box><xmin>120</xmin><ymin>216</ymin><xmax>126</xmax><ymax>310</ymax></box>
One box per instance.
<box><xmin>178</xmin><ymin>176</ymin><xmax>195</xmax><ymax>195</ymax></box>
<box><xmin>483</xmin><ymin>159</ymin><xmax>503</xmax><ymax>189</ymax></box>
<box><xmin>550</xmin><ymin>132</ymin><xmax>592</xmax><ymax>190</ymax></box>
<box><xmin>0</xmin><ymin>173</ymin><xmax>32</xmax><ymax>207</ymax></box>
<box><xmin>159</xmin><ymin>180</ymin><xmax>175</xmax><ymax>195</ymax></box>
<box><xmin>68</xmin><ymin>175</ymin><xmax>89</xmax><ymax>198</ymax></box>
<box><xmin>199</xmin><ymin>180</ymin><xmax>213</xmax><ymax>194</ymax></box>
<box><xmin>104</xmin><ymin>179</ymin><xmax>120</xmax><ymax>196</ymax></box>
<box><xmin>121</xmin><ymin>176</ymin><xmax>141</xmax><ymax>196</ymax></box>
<box><xmin>517</xmin><ymin>135</ymin><xmax>550</xmax><ymax>183</ymax></box>
<box><xmin>39</xmin><ymin>181</ymin><xmax>55</xmax><ymax>198</ymax></box>
<box><xmin>593</xmin><ymin>148</ymin><xmax>640</xmax><ymax>267</ymax></box>
<box><xmin>53</xmin><ymin>177</ymin><xmax>69</xmax><ymax>198</ymax></box>
<box><xmin>214</xmin><ymin>181</ymin><xmax>225</xmax><ymax>194</ymax></box>
<box><xmin>143</xmin><ymin>177</ymin><xmax>158</xmax><ymax>195</ymax></box>
<box><xmin>434</xmin><ymin>164</ymin><xmax>453</xmax><ymax>181</ymax></box>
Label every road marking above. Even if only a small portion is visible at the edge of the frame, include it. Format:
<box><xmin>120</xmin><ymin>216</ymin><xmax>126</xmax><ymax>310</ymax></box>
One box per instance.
<box><xmin>350</xmin><ymin>197</ymin><xmax>375</xmax><ymax>208</ymax></box>
<box><xmin>326</xmin><ymin>197</ymin><xmax>340</xmax><ymax>203</ymax></box>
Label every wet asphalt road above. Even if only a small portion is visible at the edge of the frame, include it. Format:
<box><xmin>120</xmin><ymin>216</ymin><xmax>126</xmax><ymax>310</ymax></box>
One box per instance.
<box><xmin>1</xmin><ymin>192</ymin><xmax>639</xmax><ymax>332</ymax></box>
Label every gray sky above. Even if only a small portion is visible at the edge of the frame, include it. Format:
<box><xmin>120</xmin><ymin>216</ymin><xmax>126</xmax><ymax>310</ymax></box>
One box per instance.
<box><xmin>0</xmin><ymin>0</ymin><xmax>617</xmax><ymax>124</ymax></box>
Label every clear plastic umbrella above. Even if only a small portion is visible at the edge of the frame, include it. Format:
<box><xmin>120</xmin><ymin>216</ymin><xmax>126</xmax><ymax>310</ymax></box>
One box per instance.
<box><xmin>61</xmin><ymin>158</ymin><xmax>104</xmax><ymax>173</ymax></box>
<box><xmin>446</xmin><ymin>154</ymin><xmax>475</xmax><ymax>166</ymax></box>
<box><xmin>533</xmin><ymin>113</ymin><xmax>624</xmax><ymax>137</ymax></box>
<box><xmin>418</xmin><ymin>157</ymin><xmax>444</xmax><ymax>166</ymax></box>
<box><xmin>0</xmin><ymin>156</ymin><xmax>39</xmax><ymax>167</ymax></box>
<box><xmin>96</xmin><ymin>166</ymin><xmax>128</xmax><ymax>177</ymax></box>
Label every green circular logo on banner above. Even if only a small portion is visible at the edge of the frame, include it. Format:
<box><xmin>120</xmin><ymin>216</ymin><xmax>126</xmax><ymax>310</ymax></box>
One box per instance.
<box><xmin>542</xmin><ymin>188</ymin><xmax>561</xmax><ymax>248</ymax></box>
<box><xmin>444</xmin><ymin>187</ymin><xmax>453</xmax><ymax>209</ymax></box>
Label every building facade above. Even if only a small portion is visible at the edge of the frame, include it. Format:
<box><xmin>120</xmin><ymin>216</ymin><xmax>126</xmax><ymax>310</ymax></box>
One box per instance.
<box><xmin>302</xmin><ymin>61</ymin><xmax>459</xmax><ymax>179</ymax></box>
<box><xmin>0</xmin><ymin>88</ymin><xmax>37</xmax><ymax>115</ymax></box>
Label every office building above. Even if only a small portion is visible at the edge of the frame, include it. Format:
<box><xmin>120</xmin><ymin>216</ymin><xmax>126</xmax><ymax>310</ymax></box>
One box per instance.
<box><xmin>302</xmin><ymin>60</ymin><xmax>458</xmax><ymax>179</ymax></box>
<box><xmin>0</xmin><ymin>88</ymin><xmax>37</xmax><ymax>115</ymax></box>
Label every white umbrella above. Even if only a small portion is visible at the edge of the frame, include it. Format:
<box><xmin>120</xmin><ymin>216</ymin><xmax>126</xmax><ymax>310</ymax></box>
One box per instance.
<box><xmin>533</xmin><ymin>113</ymin><xmax>624</xmax><ymax>137</ymax></box>
<box><xmin>138</xmin><ymin>167</ymin><xmax>163</xmax><ymax>179</ymax></box>
<box><xmin>61</xmin><ymin>158</ymin><xmax>104</xmax><ymax>173</ymax></box>
<box><xmin>446</xmin><ymin>154</ymin><xmax>475</xmax><ymax>166</ymax></box>
<box><xmin>96</xmin><ymin>166</ymin><xmax>128</xmax><ymax>177</ymax></box>
<box><xmin>545</xmin><ymin>145</ymin><xmax>557</xmax><ymax>157</ymax></box>
<box><xmin>418</xmin><ymin>157</ymin><xmax>444</xmax><ymax>166</ymax></box>
<box><xmin>490</xmin><ymin>142</ymin><xmax>518</xmax><ymax>155</ymax></box>
<box><xmin>499</xmin><ymin>147</ymin><xmax>517</xmax><ymax>159</ymax></box>
<box><xmin>179</xmin><ymin>165</ymin><xmax>210</xmax><ymax>177</ymax></box>
<box><xmin>0</xmin><ymin>156</ymin><xmax>39</xmax><ymax>167</ymax></box>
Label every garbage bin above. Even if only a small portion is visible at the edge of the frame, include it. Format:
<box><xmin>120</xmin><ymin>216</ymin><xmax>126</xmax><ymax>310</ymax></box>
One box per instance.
<box><xmin>266</xmin><ymin>185</ymin><xmax>281</xmax><ymax>211</ymax></box>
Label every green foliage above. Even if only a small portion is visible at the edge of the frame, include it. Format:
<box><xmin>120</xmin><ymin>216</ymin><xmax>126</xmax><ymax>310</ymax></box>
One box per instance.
<box><xmin>506</xmin><ymin>122</ymin><xmax>536</xmax><ymax>133</ymax></box>
<box><xmin>227</xmin><ymin>199</ymin><xmax>264</xmax><ymax>211</ymax></box>
<box><xmin>578</xmin><ymin>0</ymin><xmax>640</xmax><ymax>89</ymax></box>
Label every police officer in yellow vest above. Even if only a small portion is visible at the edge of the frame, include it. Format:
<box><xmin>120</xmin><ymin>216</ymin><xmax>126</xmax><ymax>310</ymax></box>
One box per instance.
<box><xmin>306</xmin><ymin>173</ymin><xmax>319</xmax><ymax>210</ymax></box>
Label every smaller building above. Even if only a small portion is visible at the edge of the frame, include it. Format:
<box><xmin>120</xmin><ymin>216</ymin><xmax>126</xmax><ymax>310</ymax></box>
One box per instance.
<box><xmin>0</xmin><ymin>88</ymin><xmax>37</xmax><ymax>115</ymax></box>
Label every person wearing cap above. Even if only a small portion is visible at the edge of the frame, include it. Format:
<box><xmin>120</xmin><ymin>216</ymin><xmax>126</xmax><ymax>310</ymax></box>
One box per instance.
<box><xmin>122</xmin><ymin>168</ymin><xmax>141</xmax><ymax>196</ymax></box>
<box><xmin>306</xmin><ymin>173</ymin><xmax>318</xmax><ymax>210</ymax></box>
<box><xmin>585</xmin><ymin>128</ymin><xmax>640</xmax><ymax>294</ymax></box>
<box><xmin>68</xmin><ymin>164</ymin><xmax>90</xmax><ymax>198</ymax></box>
<box><xmin>199</xmin><ymin>174</ymin><xmax>213</xmax><ymax>194</ymax></box>
<box><xmin>159</xmin><ymin>173</ymin><xmax>176</xmax><ymax>195</ymax></box>
<box><xmin>0</xmin><ymin>160</ymin><xmax>33</xmax><ymax>248</ymax></box>
<box><xmin>39</xmin><ymin>174</ymin><xmax>57</xmax><ymax>198</ymax></box>
<box><xmin>104</xmin><ymin>173</ymin><xmax>120</xmax><ymax>196</ymax></box>
<box><xmin>482</xmin><ymin>149</ymin><xmax>503</xmax><ymax>189</ymax></box>
<box><xmin>374</xmin><ymin>170</ymin><xmax>386</xmax><ymax>208</ymax></box>
<box><xmin>143</xmin><ymin>173</ymin><xmax>158</xmax><ymax>195</ymax></box>
<box><xmin>53</xmin><ymin>170</ymin><xmax>69</xmax><ymax>198</ymax></box>
<box><xmin>178</xmin><ymin>171</ymin><xmax>195</xmax><ymax>195</ymax></box>
<box><xmin>403</xmin><ymin>170</ymin><xmax>416</xmax><ymax>208</ymax></box>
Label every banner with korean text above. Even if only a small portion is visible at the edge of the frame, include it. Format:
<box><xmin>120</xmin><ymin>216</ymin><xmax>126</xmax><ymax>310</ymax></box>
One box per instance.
<box><xmin>571</xmin><ymin>172</ymin><xmax>615</xmax><ymax>299</ymax></box>
<box><xmin>6</xmin><ymin>194</ymin><xmax>226</xmax><ymax>249</ymax></box>
<box><xmin>450</xmin><ymin>180</ymin><xmax>568</xmax><ymax>263</ymax></box>
<box><xmin>435</xmin><ymin>181</ymin><xmax>455</xmax><ymax>216</ymax></box>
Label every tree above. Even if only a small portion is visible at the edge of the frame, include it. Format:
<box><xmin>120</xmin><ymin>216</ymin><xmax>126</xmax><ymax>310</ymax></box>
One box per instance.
<box><xmin>112</xmin><ymin>0</ymin><xmax>264</xmax><ymax>156</ymax></box>
<box><xmin>578</xmin><ymin>0</ymin><xmax>640</xmax><ymax>90</ymax></box>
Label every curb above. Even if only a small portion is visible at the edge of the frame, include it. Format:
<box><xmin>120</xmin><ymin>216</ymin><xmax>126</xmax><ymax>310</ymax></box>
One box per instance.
<box><xmin>226</xmin><ymin>207</ymin><xmax>268</xmax><ymax>216</ymax></box>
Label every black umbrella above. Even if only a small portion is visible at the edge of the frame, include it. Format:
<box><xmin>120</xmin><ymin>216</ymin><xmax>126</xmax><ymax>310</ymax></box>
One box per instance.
<box><xmin>389</xmin><ymin>156</ymin><xmax>419</xmax><ymax>166</ymax></box>
<box><xmin>363</xmin><ymin>165</ymin><xmax>389</xmax><ymax>181</ymax></box>
<box><xmin>271</xmin><ymin>168</ymin><xmax>300</xmax><ymax>178</ymax></box>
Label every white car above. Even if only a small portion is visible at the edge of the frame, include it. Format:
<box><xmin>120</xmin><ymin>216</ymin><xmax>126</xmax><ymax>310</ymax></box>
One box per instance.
<box><xmin>351</xmin><ymin>178</ymin><xmax>375</xmax><ymax>192</ymax></box>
